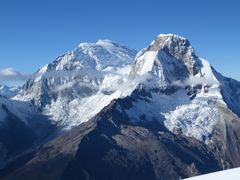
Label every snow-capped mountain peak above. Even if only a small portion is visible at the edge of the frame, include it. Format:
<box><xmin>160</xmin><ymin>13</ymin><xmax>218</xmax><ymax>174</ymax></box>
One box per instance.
<box><xmin>131</xmin><ymin>34</ymin><xmax>202</xmax><ymax>84</ymax></box>
<box><xmin>123</xmin><ymin>34</ymin><xmax>235</xmax><ymax>143</ymax></box>
<box><xmin>15</xmin><ymin>40</ymin><xmax>137</xmax><ymax>127</ymax></box>
<box><xmin>33</xmin><ymin>39</ymin><xmax>136</xmax><ymax>76</ymax></box>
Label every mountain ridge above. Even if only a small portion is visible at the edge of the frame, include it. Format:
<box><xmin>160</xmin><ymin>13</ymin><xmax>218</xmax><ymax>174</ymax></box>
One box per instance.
<box><xmin>0</xmin><ymin>34</ymin><xmax>240</xmax><ymax>180</ymax></box>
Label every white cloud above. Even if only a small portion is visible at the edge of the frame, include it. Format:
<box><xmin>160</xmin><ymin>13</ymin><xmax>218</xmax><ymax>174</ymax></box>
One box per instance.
<box><xmin>0</xmin><ymin>68</ymin><xmax>31</xmax><ymax>81</ymax></box>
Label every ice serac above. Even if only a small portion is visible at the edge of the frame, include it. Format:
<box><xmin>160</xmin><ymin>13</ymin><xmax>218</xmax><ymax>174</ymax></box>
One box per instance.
<box><xmin>15</xmin><ymin>40</ymin><xmax>137</xmax><ymax>128</ymax></box>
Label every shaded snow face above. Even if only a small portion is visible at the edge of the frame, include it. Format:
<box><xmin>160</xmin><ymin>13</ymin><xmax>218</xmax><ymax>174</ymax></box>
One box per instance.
<box><xmin>0</xmin><ymin>96</ymin><xmax>35</xmax><ymax>125</ymax></box>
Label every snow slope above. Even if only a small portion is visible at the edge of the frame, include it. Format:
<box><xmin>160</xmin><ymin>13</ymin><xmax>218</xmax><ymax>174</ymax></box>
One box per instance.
<box><xmin>185</xmin><ymin>167</ymin><xmax>240</xmax><ymax>180</ymax></box>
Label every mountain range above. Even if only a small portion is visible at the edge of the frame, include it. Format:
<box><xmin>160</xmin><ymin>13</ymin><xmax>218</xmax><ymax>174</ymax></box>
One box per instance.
<box><xmin>0</xmin><ymin>85</ymin><xmax>20</xmax><ymax>98</ymax></box>
<box><xmin>0</xmin><ymin>34</ymin><xmax>240</xmax><ymax>180</ymax></box>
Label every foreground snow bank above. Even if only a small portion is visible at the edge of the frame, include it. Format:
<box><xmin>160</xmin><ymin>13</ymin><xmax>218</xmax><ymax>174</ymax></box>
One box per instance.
<box><xmin>185</xmin><ymin>167</ymin><xmax>240</xmax><ymax>180</ymax></box>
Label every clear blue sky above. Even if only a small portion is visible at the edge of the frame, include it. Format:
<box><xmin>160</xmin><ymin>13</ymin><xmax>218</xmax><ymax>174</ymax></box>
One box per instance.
<box><xmin>0</xmin><ymin>0</ymin><xmax>240</xmax><ymax>85</ymax></box>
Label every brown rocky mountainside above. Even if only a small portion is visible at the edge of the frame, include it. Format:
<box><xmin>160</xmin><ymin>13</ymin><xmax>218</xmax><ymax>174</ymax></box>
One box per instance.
<box><xmin>1</xmin><ymin>94</ymin><xmax>240</xmax><ymax>180</ymax></box>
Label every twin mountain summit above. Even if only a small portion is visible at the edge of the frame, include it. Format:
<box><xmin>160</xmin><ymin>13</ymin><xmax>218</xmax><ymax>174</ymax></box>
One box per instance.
<box><xmin>0</xmin><ymin>34</ymin><xmax>240</xmax><ymax>180</ymax></box>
